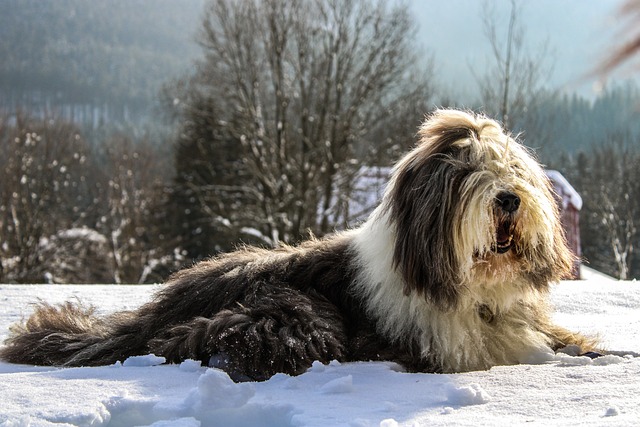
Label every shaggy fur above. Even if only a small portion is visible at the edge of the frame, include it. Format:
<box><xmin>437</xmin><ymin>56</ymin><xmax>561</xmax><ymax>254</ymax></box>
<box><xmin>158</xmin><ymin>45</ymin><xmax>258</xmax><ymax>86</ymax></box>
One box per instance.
<box><xmin>1</xmin><ymin>109</ymin><xmax>597</xmax><ymax>380</ymax></box>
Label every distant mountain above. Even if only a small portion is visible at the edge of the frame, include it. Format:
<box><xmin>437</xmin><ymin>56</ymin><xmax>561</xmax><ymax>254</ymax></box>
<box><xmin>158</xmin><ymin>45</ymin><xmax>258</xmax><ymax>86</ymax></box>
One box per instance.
<box><xmin>0</xmin><ymin>0</ymin><xmax>205</xmax><ymax>127</ymax></box>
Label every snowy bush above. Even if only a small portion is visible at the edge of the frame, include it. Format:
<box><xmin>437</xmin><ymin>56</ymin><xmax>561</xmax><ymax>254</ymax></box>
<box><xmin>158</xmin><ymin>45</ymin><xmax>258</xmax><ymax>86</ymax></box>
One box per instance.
<box><xmin>34</xmin><ymin>227</ymin><xmax>115</xmax><ymax>284</ymax></box>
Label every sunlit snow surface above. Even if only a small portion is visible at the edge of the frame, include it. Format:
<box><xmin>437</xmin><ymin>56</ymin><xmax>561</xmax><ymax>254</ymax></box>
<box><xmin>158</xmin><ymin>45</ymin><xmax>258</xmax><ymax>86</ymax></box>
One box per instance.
<box><xmin>0</xmin><ymin>279</ymin><xmax>639</xmax><ymax>427</ymax></box>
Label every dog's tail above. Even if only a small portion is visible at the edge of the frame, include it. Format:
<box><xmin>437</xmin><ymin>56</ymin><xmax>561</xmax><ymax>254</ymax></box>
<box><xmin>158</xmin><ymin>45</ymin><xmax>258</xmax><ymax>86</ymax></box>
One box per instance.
<box><xmin>0</xmin><ymin>301</ymin><xmax>145</xmax><ymax>366</ymax></box>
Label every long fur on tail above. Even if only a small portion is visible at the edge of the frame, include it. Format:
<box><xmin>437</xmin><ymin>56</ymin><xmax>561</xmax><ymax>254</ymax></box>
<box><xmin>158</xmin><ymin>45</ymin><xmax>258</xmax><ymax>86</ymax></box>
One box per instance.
<box><xmin>3</xmin><ymin>301</ymin><xmax>141</xmax><ymax>366</ymax></box>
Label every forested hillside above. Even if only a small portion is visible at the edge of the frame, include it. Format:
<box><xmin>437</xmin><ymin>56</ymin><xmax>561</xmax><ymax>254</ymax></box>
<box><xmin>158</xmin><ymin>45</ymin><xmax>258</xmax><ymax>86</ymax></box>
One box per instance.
<box><xmin>507</xmin><ymin>84</ymin><xmax>640</xmax><ymax>156</ymax></box>
<box><xmin>0</xmin><ymin>0</ymin><xmax>204</xmax><ymax>127</ymax></box>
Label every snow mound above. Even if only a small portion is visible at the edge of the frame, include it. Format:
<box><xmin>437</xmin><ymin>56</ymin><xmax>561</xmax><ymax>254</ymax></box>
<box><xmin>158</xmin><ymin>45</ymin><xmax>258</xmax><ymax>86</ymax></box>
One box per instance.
<box><xmin>122</xmin><ymin>354</ymin><xmax>166</xmax><ymax>367</ymax></box>
<box><xmin>308</xmin><ymin>360</ymin><xmax>327</xmax><ymax>373</ymax></box>
<box><xmin>154</xmin><ymin>368</ymin><xmax>297</xmax><ymax>427</ymax></box>
<box><xmin>518</xmin><ymin>345</ymin><xmax>557</xmax><ymax>364</ymax></box>
<box><xmin>182</xmin><ymin>368</ymin><xmax>256</xmax><ymax>411</ymax></box>
<box><xmin>557</xmin><ymin>353</ymin><xmax>628</xmax><ymax>366</ymax></box>
<box><xmin>444</xmin><ymin>382</ymin><xmax>491</xmax><ymax>406</ymax></box>
<box><xmin>593</xmin><ymin>354</ymin><xmax>629</xmax><ymax>365</ymax></box>
<box><xmin>319</xmin><ymin>374</ymin><xmax>354</xmax><ymax>394</ymax></box>
<box><xmin>179</xmin><ymin>359</ymin><xmax>204</xmax><ymax>372</ymax></box>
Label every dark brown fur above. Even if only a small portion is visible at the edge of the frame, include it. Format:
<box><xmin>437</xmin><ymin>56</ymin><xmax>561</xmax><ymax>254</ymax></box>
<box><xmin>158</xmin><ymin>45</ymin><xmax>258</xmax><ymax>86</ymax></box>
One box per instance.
<box><xmin>2</xmin><ymin>236</ymin><xmax>412</xmax><ymax>380</ymax></box>
<box><xmin>388</xmin><ymin>129</ymin><xmax>476</xmax><ymax>309</ymax></box>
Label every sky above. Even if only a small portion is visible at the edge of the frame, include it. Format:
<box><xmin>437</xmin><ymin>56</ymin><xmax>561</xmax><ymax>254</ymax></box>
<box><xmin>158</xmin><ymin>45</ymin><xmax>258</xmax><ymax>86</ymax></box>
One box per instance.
<box><xmin>410</xmin><ymin>0</ymin><xmax>632</xmax><ymax>103</ymax></box>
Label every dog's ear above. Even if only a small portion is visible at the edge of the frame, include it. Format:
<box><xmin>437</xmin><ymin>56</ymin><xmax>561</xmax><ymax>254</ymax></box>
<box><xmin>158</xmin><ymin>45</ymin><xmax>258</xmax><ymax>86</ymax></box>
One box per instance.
<box><xmin>386</xmin><ymin>110</ymin><xmax>488</xmax><ymax>310</ymax></box>
<box><xmin>386</xmin><ymin>151</ymin><xmax>464</xmax><ymax>310</ymax></box>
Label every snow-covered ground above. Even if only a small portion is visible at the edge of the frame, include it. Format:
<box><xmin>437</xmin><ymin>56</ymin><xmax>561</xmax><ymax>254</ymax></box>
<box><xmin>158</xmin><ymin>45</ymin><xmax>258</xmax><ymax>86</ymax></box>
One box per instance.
<box><xmin>1</xmin><ymin>279</ymin><xmax>639</xmax><ymax>427</ymax></box>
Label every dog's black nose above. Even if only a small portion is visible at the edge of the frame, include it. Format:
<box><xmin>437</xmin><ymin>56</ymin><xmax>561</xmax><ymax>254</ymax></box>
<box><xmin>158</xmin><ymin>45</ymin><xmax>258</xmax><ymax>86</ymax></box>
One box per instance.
<box><xmin>496</xmin><ymin>191</ymin><xmax>520</xmax><ymax>213</ymax></box>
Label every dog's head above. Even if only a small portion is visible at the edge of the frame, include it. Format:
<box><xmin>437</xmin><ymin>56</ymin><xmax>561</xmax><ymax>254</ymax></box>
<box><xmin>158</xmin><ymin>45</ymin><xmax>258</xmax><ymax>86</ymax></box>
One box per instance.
<box><xmin>384</xmin><ymin>109</ymin><xmax>574</xmax><ymax>309</ymax></box>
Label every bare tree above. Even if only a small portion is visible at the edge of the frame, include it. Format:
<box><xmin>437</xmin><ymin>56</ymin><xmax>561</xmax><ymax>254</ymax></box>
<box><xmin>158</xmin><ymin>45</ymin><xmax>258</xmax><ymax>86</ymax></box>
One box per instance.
<box><xmin>94</xmin><ymin>134</ymin><xmax>176</xmax><ymax>283</ymax></box>
<box><xmin>170</xmin><ymin>0</ymin><xmax>432</xmax><ymax>253</ymax></box>
<box><xmin>0</xmin><ymin>111</ymin><xmax>182</xmax><ymax>283</ymax></box>
<box><xmin>474</xmin><ymin>0</ymin><xmax>554</xmax><ymax>135</ymax></box>
<box><xmin>0</xmin><ymin>112</ymin><xmax>91</xmax><ymax>282</ymax></box>
<box><xmin>567</xmin><ymin>139</ymin><xmax>640</xmax><ymax>279</ymax></box>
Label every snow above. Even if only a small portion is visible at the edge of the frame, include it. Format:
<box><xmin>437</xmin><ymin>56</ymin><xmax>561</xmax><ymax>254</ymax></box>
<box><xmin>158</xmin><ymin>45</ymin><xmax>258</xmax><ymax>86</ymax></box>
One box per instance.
<box><xmin>546</xmin><ymin>170</ymin><xmax>583</xmax><ymax>210</ymax></box>
<box><xmin>0</xmin><ymin>280</ymin><xmax>639</xmax><ymax>426</ymax></box>
<box><xmin>54</xmin><ymin>228</ymin><xmax>108</xmax><ymax>244</ymax></box>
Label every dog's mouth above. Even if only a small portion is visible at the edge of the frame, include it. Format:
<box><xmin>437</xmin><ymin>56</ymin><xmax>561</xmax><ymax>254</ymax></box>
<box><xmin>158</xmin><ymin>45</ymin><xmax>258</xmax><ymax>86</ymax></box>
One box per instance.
<box><xmin>493</xmin><ymin>220</ymin><xmax>514</xmax><ymax>254</ymax></box>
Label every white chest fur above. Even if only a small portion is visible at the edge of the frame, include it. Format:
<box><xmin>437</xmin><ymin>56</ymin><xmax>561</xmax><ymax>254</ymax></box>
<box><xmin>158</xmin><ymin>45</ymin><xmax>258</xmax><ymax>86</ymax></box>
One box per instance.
<box><xmin>350</xmin><ymin>209</ymin><xmax>553</xmax><ymax>373</ymax></box>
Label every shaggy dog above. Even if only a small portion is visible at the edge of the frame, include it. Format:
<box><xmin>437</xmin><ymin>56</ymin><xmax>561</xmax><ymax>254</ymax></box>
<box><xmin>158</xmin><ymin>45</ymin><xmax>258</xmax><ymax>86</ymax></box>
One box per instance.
<box><xmin>1</xmin><ymin>109</ymin><xmax>597</xmax><ymax>380</ymax></box>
